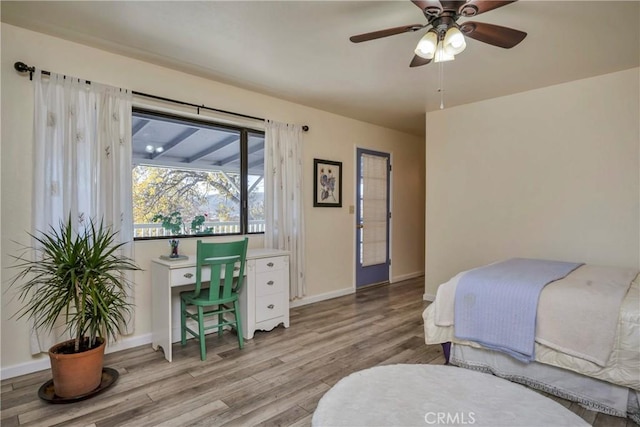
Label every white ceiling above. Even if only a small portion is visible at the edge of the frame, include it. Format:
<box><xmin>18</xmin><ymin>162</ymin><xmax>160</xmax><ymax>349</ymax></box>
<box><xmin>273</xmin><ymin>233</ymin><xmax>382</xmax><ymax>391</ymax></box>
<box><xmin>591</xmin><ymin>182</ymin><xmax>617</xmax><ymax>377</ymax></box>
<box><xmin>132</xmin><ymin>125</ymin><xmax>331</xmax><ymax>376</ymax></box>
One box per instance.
<box><xmin>2</xmin><ymin>1</ymin><xmax>639</xmax><ymax>137</ymax></box>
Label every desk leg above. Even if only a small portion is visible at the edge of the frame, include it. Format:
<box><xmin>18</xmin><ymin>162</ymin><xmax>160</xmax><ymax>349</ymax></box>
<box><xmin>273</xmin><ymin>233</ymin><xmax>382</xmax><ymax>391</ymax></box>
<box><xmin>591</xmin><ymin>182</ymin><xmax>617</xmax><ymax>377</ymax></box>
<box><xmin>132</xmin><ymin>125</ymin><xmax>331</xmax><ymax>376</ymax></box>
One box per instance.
<box><xmin>239</xmin><ymin>261</ymin><xmax>256</xmax><ymax>340</ymax></box>
<box><xmin>239</xmin><ymin>281</ymin><xmax>254</xmax><ymax>340</ymax></box>
<box><xmin>151</xmin><ymin>263</ymin><xmax>173</xmax><ymax>362</ymax></box>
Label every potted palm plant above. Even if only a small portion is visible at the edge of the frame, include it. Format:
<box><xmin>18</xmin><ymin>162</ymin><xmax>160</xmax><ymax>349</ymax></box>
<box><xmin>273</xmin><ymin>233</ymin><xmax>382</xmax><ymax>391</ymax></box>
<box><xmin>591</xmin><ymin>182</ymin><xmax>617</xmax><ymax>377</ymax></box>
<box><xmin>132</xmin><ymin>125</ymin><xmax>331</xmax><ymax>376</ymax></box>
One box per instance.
<box><xmin>10</xmin><ymin>216</ymin><xmax>140</xmax><ymax>399</ymax></box>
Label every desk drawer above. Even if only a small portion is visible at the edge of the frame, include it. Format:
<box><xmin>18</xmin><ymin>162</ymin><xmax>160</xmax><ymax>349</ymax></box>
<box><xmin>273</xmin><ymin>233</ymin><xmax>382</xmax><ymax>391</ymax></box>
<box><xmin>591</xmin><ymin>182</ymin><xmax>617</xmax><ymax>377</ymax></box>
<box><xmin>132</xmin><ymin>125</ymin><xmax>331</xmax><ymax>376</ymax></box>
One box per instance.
<box><xmin>255</xmin><ymin>270</ymin><xmax>286</xmax><ymax>297</ymax></box>
<box><xmin>255</xmin><ymin>293</ymin><xmax>286</xmax><ymax>322</ymax></box>
<box><xmin>170</xmin><ymin>267</ymin><xmax>210</xmax><ymax>287</ymax></box>
<box><xmin>255</xmin><ymin>256</ymin><xmax>287</xmax><ymax>273</ymax></box>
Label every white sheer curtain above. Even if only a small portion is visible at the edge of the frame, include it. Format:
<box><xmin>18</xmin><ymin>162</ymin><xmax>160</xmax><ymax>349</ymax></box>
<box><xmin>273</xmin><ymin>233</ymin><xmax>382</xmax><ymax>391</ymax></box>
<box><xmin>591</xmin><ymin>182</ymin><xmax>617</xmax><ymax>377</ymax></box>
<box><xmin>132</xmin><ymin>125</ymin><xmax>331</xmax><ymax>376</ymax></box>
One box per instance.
<box><xmin>31</xmin><ymin>70</ymin><xmax>134</xmax><ymax>354</ymax></box>
<box><xmin>264</xmin><ymin>120</ymin><xmax>306</xmax><ymax>299</ymax></box>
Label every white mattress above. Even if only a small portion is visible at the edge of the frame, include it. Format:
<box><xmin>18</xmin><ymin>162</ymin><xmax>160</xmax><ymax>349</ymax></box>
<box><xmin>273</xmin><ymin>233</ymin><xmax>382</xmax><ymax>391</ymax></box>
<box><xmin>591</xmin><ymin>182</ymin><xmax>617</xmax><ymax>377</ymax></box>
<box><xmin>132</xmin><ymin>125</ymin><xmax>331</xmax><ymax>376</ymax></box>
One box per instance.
<box><xmin>423</xmin><ymin>278</ymin><xmax>640</xmax><ymax>391</ymax></box>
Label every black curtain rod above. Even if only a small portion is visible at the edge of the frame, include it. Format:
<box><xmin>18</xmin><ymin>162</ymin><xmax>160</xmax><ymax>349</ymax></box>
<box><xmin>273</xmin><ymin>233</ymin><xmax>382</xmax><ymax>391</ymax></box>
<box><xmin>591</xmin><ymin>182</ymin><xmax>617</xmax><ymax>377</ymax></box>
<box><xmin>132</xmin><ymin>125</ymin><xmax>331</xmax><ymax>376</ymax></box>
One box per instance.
<box><xmin>14</xmin><ymin>61</ymin><xmax>309</xmax><ymax>132</ymax></box>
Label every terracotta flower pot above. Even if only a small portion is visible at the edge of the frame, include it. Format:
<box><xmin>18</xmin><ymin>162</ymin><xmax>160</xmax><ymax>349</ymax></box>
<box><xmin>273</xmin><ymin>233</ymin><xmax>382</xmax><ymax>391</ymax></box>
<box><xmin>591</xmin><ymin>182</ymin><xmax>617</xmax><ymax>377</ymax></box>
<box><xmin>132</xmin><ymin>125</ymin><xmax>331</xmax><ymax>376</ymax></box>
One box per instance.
<box><xmin>48</xmin><ymin>338</ymin><xmax>106</xmax><ymax>398</ymax></box>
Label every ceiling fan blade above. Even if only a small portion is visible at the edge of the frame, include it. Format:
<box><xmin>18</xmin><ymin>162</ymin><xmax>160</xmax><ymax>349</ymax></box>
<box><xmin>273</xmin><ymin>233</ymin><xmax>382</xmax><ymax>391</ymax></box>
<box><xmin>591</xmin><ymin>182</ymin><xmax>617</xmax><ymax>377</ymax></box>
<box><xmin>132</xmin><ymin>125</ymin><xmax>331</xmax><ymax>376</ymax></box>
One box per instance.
<box><xmin>350</xmin><ymin>24</ymin><xmax>425</xmax><ymax>43</ymax></box>
<box><xmin>440</xmin><ymin>1</ymin><xmax>468</xmax><ymax>11</ymax></box>
<box><xmin>458</xmin><ymin>1</ymin><xmax>518</xmax><ymax>17</ymax></box>
<box><xmin>459</xmin><ymin>21</ymin><xmax>526</xmax><ymax>48</ymax></box>
<box><xmin>411</xmin><ymin>0</ymin><xmax>443</xmax><ymax>16</ymax></box>
<box><xmin>410</xmin><ymin>55</ymin><xmax>433</xmax><ymax>67</ymax></box>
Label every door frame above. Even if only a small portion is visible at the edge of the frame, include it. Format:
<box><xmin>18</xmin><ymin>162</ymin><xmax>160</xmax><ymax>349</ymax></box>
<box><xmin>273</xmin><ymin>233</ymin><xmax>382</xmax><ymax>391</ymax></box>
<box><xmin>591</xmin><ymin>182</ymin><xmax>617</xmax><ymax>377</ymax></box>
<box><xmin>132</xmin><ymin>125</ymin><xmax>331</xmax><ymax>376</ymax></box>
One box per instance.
<box><xmin>354</xmin><ymin>147</ymin><xmax>393</xmax><ymax>288</ymax></box>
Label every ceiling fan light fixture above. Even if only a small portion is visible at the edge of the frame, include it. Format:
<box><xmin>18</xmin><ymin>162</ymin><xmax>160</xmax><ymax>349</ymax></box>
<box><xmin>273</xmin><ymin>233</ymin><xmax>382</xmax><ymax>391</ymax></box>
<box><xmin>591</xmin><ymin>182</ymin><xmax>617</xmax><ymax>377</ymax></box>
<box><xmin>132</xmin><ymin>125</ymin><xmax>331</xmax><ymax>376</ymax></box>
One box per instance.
<box><xmin>414</xmin><ymin>30</ymin><xmax>438</xmax><ymax>59</ymax></box>
<box><xmin>443</xmin><ymin>26</ymin><xmax>467</xmax><ymax>55</ymax></box>
<box><xmin>349</xmin><ymin>1</ymin><xmax>526</xmax><ymax>68</ymax></box>
<box><xmin>434</xmin><ymin>43</ymin><xmax>455</xmax><ymax>63</ymax></box>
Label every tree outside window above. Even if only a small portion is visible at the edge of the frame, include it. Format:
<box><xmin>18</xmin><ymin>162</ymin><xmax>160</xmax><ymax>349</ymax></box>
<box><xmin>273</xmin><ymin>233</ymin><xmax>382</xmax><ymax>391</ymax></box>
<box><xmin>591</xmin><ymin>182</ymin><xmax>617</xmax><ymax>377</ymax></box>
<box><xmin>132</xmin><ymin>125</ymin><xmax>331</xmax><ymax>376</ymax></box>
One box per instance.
<box><xmin>131</xmin><ymin>109</ymin><xmax>264</xmax><ymax>239</ymax></box>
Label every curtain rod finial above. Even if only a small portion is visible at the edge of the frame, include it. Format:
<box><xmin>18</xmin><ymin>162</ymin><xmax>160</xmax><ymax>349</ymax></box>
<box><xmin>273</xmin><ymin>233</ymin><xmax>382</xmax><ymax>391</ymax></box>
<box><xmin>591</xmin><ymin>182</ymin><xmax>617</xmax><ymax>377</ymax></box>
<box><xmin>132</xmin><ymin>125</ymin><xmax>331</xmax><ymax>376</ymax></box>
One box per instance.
<box><xmin>14</xmin><ymin>62</ymin><xmax>34</xmax><ymax>74</ymax></box>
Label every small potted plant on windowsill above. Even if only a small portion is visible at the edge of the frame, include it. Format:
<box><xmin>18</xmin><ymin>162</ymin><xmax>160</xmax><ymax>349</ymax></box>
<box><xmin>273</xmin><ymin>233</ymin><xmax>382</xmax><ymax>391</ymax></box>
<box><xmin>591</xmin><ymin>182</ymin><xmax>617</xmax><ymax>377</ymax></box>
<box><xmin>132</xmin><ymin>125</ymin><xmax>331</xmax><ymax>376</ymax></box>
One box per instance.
<box><xmin>153</xmin><ymin>212</ymin><xmax>213</xmax><ymax>237</ymax></box>
<box><xmin>151</xmin><ymin>211</ymin><xmax>184</xmax><ymax>235</ymax></box>
<box><xmin>190</xmin><ymin>214</ymin><xmax>213</xmax><ymax>235</ymax></box>
<box><xmin>10</xmin><ymin>216</ymin><xmax>140</xmax><ymax>399</ymax></box>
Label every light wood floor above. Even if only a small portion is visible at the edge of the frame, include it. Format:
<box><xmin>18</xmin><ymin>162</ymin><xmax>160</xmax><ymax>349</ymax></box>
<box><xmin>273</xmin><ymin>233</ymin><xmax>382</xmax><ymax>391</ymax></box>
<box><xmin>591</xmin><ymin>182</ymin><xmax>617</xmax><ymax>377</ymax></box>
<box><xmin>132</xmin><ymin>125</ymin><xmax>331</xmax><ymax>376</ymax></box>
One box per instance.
<box><xmin>1</xmin><ymin>277</ymin><xmax>634</xmax><ymax>426</ymax></box>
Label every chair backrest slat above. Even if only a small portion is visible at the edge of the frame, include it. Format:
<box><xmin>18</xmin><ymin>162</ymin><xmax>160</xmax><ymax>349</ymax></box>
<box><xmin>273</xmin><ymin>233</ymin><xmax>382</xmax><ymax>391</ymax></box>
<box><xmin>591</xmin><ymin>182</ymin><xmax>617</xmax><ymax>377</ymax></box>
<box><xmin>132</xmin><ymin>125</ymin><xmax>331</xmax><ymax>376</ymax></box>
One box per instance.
<box><xmin>194</xmin><ymin>238</ymin><xmax>248</xmax><ymax>301</ymax></box>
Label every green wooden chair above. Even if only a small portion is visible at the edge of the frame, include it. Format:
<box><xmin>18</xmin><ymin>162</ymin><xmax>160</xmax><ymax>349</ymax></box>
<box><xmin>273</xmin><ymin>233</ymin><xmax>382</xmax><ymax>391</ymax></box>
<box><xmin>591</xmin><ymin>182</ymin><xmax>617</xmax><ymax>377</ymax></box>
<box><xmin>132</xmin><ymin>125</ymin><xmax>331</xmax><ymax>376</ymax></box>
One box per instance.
<box><xmin>180</xmin><ymin>238</ymin><xmax>248</xmax><ymax>360</ymax></box>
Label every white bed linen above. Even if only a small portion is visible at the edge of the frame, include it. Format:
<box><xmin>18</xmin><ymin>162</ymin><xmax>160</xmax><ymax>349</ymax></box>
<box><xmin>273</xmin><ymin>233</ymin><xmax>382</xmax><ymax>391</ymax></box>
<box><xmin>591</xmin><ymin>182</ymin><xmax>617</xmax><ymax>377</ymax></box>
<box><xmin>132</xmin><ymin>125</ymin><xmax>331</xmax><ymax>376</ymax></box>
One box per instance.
<box><xmin>423</xmin><ymin>278</ymin><xmax>640</xmax><ymax>390</ymax></box>
<box><xmin>449</xmin><ymin>344</ymin><xmax>639</xmax><ymax>421</ymax></box>
<box><xmin>435</xmin><ymin>265</ymin><xmax>636</xmax><ymax>366</ymax></box>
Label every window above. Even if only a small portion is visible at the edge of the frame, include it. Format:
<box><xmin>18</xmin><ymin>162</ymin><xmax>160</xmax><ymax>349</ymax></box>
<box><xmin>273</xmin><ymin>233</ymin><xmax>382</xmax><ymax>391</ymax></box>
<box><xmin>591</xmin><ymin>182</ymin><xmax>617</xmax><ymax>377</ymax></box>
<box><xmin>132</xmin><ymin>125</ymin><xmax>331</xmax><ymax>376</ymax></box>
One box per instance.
<box><xmin>132</xmin><ymin>108</ymin><xmax>265</xmax><ymax>239</ymax></box>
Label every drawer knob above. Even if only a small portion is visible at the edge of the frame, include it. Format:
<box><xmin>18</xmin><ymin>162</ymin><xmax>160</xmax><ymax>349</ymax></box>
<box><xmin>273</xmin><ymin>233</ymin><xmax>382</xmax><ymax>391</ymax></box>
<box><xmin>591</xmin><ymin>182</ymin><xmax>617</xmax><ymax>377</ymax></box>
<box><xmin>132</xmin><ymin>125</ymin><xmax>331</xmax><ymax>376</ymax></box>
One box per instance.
<box><xmin>184</xmin><ymin>273</ymin><xmax>193</xmax><ymax>279</ymax></box>
<box><xmin>267</xmin><ymin>304</ymin><xmax>275</xmax><ymax>309</ymax></box>
<box><xmin>267</xmin><ymin>262</ymin><xmax>274</xmax><ymax>267</ymax></box>
<box><xmin>234</xmin><ymin>266</ymin><xmax>240</xmax><ymax>271</ymax></box>
<box><xmin>267</xmin><ymin>280</ymin><xmax>274</xmax><ymax>286</ymax></box>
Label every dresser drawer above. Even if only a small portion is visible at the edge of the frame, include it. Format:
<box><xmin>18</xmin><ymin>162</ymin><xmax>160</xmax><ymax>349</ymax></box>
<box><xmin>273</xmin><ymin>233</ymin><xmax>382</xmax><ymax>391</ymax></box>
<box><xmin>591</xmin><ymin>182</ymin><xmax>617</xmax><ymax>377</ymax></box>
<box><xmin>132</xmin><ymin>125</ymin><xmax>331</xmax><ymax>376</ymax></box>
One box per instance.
<box><xmin>170</xmin><ymin>267</ymin><xmax>211</xmax><ymax>286</ymax></box>
<box><xmin>255</xmin><ymin>293</ymin><xmax>286</xmax><ymax>322</ymax></box>
<box><xmin>255</xmin><ymin>270</ymin><xmax>286</xmax><ymax>297</ymax></box>
<box><xmin>255</xmin><ymin>256</ymin><xmax>287</xmax><ymax>273</ymax></box>
<box><xmin>169</xmin><ymin>264</ymin><xmax>242</xmax><ymax>287</ymax></box>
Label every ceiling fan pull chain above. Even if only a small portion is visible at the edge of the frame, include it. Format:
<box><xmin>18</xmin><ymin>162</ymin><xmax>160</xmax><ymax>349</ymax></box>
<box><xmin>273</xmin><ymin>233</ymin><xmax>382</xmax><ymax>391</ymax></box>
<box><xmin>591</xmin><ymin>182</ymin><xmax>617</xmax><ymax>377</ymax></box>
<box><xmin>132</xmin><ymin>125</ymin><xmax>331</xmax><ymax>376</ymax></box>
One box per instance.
<box><xmin>438</xmin><ymin>60</ymin><xmax>445</xmax><ymax>110</ymax></box>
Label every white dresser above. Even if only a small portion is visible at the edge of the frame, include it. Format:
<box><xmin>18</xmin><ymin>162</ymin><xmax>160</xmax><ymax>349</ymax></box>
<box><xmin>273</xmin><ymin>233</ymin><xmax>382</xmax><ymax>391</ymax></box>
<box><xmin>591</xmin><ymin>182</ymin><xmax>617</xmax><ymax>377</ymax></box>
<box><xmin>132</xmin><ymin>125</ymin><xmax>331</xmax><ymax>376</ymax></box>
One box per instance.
<box><xmin>151</xmin><ymin>248</ymin><xmax>290</xmax><ymax>362</ymax></box>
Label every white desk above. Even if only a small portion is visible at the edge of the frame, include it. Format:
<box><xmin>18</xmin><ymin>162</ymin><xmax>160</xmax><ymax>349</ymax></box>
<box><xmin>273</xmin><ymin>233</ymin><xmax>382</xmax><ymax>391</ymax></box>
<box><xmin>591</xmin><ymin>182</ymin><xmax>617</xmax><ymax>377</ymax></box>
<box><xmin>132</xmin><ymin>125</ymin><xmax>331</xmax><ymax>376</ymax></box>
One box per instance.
<box><xmin>151</xmin><ymin>248</ymin><xmax>290</xmax><ymax>362</ymax></box>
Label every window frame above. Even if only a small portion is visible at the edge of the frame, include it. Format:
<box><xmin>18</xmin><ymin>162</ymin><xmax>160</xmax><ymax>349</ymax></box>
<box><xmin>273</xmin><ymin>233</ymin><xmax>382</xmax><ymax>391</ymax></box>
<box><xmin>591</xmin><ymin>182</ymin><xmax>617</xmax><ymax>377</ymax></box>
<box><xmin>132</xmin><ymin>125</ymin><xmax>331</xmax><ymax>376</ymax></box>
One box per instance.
<box><xmin>132</xmin><ymin>107</ymin><xmax>265</xmax><ymax>241</ymax></box>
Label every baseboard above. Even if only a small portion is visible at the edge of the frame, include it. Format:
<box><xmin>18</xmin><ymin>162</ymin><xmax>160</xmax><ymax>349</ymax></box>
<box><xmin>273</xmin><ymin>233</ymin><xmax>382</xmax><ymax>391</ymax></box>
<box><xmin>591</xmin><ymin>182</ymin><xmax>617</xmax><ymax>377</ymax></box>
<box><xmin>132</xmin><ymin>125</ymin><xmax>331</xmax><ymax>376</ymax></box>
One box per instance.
<box><xmin>423</xmin><ymin>293</ymin><xmax>436</xmax><ymax>302</ymax></box>
<box><xmin>391</xmin><ymin>271</ymin><xmax>424</xmax><ymax>283</ymax></box>
<box><xmin>289</xmin><ymin>273</ymin><xmax>424</xmax><ymax>309</ymax></box>
<box><xmin>1</xmin><ymin>356</ymin><xmax>51</xmax><ymax>380</ymax></box>
<box><xmin>105</xmin><ymin>333</ymin><xmax>152</xmax><ymax>354</ymax></box>
<box><xmin>1</xmin><ymin>333</ymin><xmax>153</xmax><ymax>380</ymax></box>
<box><xmin>289</xmin><ymin>287</ymin><xmax>354</xmax><ymax>308</ymax></box>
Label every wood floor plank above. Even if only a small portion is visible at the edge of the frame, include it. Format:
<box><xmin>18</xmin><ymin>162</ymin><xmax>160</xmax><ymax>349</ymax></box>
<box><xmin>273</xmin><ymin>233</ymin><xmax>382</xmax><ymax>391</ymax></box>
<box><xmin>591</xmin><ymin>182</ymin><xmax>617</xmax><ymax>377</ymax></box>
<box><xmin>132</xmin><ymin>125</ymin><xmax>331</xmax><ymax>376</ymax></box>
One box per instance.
<box><xmin>146</xmin><ymin>372</ymin><xmax>251</xmax><ymax>403</ymax></box>
<box><xmin>594</xmin><ymin>412</ymin><xmax>629</xmax><ymax>427</ymax></box>
<box><xmin>18</xmin><ymin>388</ymin><xmax>150</xmax><ymax>426</ymax></box>
<box><xmin>568</xmin><ymin>402</ymin><xmax>599</xmax><ymax>425</ymax></box>
<box><xmin>57</xmin><ymin>394</ymin><xmax>154</xmax><ymax>427</ymax></box>
<box><xmin>253</xmin><ymin>404</ymin><xmax>310</xmax><ymax>427</ymax></box>
<box><xmin>153</xmin><ymin>399</ymin><xmax>229</xmax><ymax>427</ymax></box>
<box><xmin>4</xmin><ymin>368</ymin><xmax>51</xmax><ymax>391</ymax></box>
<box><xmin>118</xmin><ymin>397</ymin><xmax>228</xmax><ymax>427</ymax></box>
<box><xmin>285</xmin><ymin>413</ymin><xmax>313</xmax><ymax>427</ymax></box>
<box><xmin>1</xmin><ymin>393</ymin><xmax>49</xmax><ymax>421</ymax></box>
<box><xmin>217</xmin><ymin>381</ymin><xmax>330</xmax><ymax>427</ymax></box>
<box><xmin>1</xmin><ymin>276</ymin><xmax>622</xmax><ymax>426</ymax></box>
<box><xmin>1</xmin><ymin>415</ymin><xmax>20</xmax><ymax>427</ymax></box>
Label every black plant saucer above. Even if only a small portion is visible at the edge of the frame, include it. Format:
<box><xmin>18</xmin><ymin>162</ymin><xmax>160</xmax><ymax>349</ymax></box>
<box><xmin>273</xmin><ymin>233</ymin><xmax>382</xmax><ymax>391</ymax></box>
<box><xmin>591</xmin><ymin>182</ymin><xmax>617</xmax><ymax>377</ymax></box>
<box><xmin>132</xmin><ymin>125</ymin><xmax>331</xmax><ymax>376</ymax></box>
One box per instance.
<box><xmin>38</xmin><ymin>367</ymin><xmax>119</xmax><ymax>404</ymax></box>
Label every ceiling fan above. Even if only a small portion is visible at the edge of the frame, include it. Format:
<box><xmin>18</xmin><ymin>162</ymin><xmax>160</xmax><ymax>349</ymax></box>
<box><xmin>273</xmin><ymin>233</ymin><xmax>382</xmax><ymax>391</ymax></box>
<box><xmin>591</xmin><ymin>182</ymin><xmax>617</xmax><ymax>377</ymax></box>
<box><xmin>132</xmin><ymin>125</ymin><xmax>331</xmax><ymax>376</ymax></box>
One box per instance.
<box><xmin>350</xmin><ymin>1</ymin><xmax>527</xmax><ymax>67</ymax></box>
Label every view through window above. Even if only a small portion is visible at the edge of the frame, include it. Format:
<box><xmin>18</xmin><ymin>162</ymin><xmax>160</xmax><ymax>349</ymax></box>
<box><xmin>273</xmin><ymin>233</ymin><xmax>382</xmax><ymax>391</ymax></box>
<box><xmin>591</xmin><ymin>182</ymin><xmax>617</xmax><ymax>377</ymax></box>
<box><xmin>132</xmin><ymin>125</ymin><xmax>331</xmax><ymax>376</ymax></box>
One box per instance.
<box><xmin>132</xmin><ymin>108</ymin><xmax>265</xmax><ymax>239</ymax></box>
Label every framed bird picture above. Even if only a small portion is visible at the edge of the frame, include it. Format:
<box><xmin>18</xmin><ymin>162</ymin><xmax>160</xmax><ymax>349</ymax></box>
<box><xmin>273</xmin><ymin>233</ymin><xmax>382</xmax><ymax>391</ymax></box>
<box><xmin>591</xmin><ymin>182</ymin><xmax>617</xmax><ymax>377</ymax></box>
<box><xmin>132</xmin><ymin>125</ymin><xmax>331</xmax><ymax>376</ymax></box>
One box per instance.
<box><xmin>313</xmin><ymin>158</ymin><xmax>342</xmax><ymax>207</ymax></box>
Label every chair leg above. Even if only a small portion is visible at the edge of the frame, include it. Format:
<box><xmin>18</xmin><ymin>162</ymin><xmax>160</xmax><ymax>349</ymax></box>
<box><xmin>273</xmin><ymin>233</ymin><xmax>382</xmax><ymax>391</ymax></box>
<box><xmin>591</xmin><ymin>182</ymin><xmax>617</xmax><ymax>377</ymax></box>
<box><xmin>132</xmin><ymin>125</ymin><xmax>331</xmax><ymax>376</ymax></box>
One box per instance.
<box><xmin>198</xmin><ymin>306</ymin><xmax>206</xmax><ymax>361</ymax></box>
<box><xmin>180</xmin><ymin>297</ymin><xmax>187</xmax><ymax>346</ymax></box>
<box><xmin>218</xmin><ymin>309</ymin><xmax>224</xmax><ymax>337</ymax></box>
<box><xmin>234</xmin><ymin>300</ymin><xmax>244</xmax><ymax>349</ymax></box>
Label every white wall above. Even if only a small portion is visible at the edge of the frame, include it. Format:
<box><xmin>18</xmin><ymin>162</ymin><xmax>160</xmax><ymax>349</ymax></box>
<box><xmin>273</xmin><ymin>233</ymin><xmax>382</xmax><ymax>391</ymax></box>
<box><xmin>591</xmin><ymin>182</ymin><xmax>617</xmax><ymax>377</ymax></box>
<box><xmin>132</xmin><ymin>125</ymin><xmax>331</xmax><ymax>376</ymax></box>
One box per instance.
<box><xmin>425</xmin><ymin>68</ymin><xmax>640</xmax><ymax>298</ymax></box>
<box><xmin>0</xmin><ymin>23</ymin><xmax>425</xmax><ymax>377</ymax></box>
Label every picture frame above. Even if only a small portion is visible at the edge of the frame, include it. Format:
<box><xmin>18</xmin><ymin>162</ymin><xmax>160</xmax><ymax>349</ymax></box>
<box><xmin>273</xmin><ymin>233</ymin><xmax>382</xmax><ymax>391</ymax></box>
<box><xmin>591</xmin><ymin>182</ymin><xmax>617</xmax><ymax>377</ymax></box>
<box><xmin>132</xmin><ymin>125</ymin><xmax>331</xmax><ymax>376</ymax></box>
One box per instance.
<box><xmin>313</xmin><ymin>158</ymin><xmax>342</xmax><ymax>207</ymax></box>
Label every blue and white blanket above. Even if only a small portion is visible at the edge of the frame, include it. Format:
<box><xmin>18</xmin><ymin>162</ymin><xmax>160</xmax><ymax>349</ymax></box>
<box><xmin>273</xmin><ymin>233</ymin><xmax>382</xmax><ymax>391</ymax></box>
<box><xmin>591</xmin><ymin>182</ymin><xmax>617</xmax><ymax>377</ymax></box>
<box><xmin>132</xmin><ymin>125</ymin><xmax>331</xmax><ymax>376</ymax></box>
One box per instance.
<box><xmin>453</xmin><ymin>258</ymin><xmax>583</xmax><ymax>363</ymax></box>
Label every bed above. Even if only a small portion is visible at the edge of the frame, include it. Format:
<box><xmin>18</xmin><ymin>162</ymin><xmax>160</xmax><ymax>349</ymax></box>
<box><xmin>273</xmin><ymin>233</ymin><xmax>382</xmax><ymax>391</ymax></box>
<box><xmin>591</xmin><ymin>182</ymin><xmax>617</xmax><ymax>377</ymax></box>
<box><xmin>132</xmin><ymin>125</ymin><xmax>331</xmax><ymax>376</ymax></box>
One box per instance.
<box><xmin>422</xmin><ymin>258</ymin><xmax>640</xmax><ymax>422</ymax></box>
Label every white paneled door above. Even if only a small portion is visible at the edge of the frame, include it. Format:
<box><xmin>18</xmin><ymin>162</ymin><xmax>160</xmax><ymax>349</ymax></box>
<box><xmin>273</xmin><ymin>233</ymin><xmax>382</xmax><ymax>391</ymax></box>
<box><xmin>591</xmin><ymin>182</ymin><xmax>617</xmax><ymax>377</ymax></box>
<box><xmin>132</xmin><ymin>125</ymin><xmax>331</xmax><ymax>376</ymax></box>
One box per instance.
<box><xmin>356</xmin><ymin>148</ymin><xmax>390</xmax><ymax>287</ymax></box>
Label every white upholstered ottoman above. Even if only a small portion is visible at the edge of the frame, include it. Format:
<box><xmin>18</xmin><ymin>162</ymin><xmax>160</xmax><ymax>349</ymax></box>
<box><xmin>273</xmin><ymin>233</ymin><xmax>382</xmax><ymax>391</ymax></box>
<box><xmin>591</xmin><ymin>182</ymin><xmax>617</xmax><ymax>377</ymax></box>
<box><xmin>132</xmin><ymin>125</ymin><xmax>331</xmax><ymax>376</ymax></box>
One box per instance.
<box><xmin>312</xmin><ymin>364</ymin><xmax>588</xmax><ymax>426</ymax></box>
